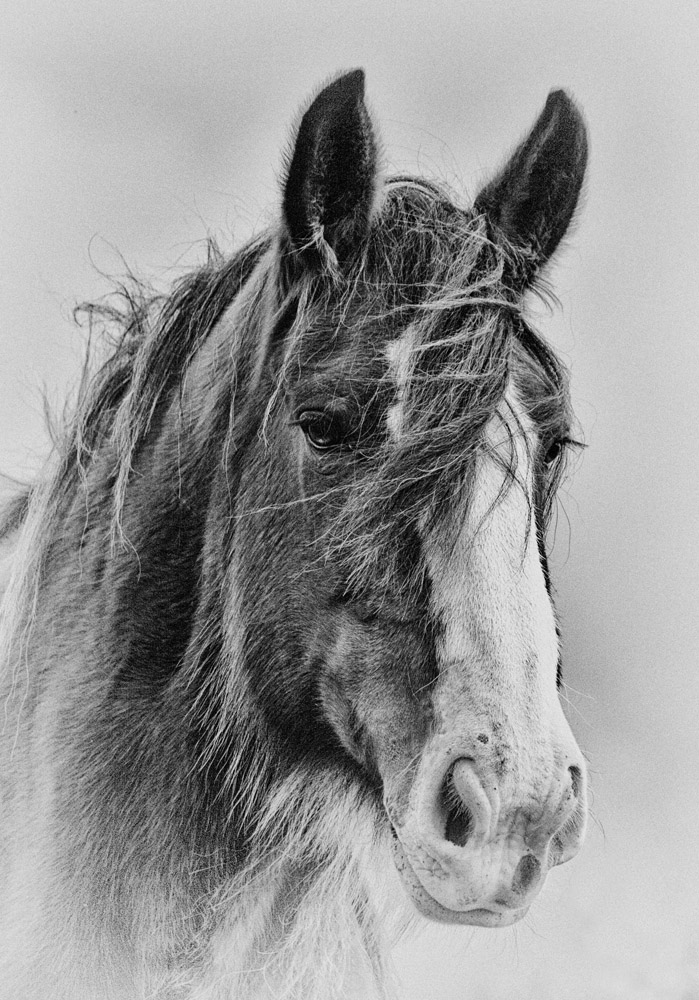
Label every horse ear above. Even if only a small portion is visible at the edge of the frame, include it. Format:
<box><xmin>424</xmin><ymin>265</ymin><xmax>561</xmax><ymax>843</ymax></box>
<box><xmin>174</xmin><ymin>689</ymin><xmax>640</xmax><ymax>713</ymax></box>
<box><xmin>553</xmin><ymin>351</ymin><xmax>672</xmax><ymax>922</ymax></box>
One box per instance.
<box><xmin>475</xmin><ymin>90</ymin><xmax>587</xmax><ymax>288</ymax></box>
<box><xmin>282</xmin><ymin>69</ymin><xmax>379</xmax><ymax>275</ymax></box>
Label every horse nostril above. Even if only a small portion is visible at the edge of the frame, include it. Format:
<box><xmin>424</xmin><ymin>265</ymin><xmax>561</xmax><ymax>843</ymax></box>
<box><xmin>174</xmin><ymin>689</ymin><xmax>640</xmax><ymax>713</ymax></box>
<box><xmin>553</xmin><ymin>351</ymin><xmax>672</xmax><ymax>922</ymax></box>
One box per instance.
<box><xmin>441</xmin><ymin>765</ymin><xmax>473</xmax><ymax>847</ymax></box>
<box><xmin>568</xmin><ymin>765</ymin><xmax>582</xmax><ymax>798</ymax></box>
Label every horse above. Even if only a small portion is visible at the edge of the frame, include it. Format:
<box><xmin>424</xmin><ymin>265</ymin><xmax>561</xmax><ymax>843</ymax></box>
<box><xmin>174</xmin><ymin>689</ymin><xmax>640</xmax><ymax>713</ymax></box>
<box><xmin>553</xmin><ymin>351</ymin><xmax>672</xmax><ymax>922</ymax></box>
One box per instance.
<box><xmin>0</xmin><ymin>70</ymin><xmax>589</xmax><ymax>1000</ymax></box>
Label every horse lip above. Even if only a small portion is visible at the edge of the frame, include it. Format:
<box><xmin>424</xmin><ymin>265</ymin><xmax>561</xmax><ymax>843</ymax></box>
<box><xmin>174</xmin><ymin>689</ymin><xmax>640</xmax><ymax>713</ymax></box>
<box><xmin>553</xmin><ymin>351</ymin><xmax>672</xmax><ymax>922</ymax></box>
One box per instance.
<box><xmin>411</xmin><ymin>892</ymin><xmax>528</xmax><ymax>928</ymax></box>
<box><xmin>389</xmin><ymin>825</ymin><xmax>529</xmax><ymax>928</ymax></box>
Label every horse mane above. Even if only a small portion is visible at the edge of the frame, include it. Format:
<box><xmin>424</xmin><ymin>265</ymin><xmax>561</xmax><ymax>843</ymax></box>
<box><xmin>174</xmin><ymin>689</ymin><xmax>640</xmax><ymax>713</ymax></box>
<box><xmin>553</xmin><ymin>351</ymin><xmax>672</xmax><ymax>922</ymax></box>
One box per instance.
<box><xmin>0</xmin><ymin>235</ymin><xmax>268</xmax><ymax>662</ymax></box>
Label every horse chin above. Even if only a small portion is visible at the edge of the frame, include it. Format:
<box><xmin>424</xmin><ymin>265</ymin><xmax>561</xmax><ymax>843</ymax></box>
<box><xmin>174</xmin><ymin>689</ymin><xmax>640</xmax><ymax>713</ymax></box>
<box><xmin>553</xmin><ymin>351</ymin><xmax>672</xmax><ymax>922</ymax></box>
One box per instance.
<box><xmin>389</xmin><ymin>829</ymin><xmax>529</xmax><ymax>928</ymax></box>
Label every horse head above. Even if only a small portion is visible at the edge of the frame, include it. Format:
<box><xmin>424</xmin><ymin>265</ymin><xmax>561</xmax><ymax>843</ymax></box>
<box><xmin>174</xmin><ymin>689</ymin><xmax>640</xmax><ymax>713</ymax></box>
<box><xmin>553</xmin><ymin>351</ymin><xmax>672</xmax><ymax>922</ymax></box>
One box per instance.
<box><xmin>228</xmin><ymin>70</ymin><xmax>588</xmax><ymax>927</ymax></box>
<box><xmin>0</xmin><ymin>70</ymin><xmax>590</xmax><ymax>999</ymax></box>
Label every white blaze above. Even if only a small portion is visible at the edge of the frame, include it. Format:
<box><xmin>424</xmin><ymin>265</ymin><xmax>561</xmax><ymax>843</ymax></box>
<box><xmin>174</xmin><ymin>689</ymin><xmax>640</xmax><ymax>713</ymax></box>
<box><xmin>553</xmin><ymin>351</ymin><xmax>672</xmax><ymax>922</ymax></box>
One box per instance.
<box><xmin>424</xmin><ymin>389</ymin><xmax>565</xmax><ymax>743</ymax></box>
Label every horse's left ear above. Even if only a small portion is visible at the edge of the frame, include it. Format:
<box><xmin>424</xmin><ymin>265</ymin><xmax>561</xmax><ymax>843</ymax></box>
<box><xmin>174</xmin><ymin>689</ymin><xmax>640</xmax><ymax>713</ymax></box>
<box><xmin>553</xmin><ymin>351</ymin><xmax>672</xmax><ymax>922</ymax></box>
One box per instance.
<box><xmin>475</xmin><ymin>90</ymin><xmax>587</xmax><ymax>288</ymax></box>
<box><xmin>282</xmin><ymin>69</ymin><xmax>379</xmax><ymax>275</ymax></box>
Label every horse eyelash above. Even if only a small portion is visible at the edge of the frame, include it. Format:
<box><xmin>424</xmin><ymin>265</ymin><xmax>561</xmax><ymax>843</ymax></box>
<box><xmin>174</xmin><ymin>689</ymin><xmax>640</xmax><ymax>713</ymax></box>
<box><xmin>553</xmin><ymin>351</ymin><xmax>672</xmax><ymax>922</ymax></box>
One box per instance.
<box><xmin>561</xmin><ymin>437</ymin><xmax>586</xmax><ymax>451</ymax></box>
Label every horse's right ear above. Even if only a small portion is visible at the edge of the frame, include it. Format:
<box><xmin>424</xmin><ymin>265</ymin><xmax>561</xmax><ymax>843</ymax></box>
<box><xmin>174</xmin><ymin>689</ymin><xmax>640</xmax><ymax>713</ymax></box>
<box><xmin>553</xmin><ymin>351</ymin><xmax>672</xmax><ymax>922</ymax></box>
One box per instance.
<box><xmin>282</xmin><ymin>70</ymin><xmax>379</xmax><ymax>277</ymax></box>
<box><xmin>475</xmin><ymin>90</ymin><xmax>588</xmax><ymax>289</ymax></box>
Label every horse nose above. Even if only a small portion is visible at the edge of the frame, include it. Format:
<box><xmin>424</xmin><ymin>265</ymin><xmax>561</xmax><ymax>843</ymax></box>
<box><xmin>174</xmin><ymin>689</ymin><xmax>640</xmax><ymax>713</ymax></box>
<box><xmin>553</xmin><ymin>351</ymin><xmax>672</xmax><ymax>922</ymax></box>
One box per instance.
<box><xmin>442</xmin><ymin>756</ymin><xmax>585</xmax><ymax>851</ymax></box>
<box><xmin>433</xmin><ymin>756</ymin><xmax>587</xmax><ymax>905</ymax></box>
<box><xmin>386</xmin><ymin>745</ymin><xmax>588</xmax><ymax>920</ymax></box>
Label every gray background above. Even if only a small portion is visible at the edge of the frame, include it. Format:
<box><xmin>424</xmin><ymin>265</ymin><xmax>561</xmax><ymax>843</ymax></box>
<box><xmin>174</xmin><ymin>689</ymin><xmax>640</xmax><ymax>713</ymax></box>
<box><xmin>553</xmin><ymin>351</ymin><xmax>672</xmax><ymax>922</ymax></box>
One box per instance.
<box><xmin>2</xmin><ymin>1</ymin><xmax>697</xmax><ymax>997</ymax></box>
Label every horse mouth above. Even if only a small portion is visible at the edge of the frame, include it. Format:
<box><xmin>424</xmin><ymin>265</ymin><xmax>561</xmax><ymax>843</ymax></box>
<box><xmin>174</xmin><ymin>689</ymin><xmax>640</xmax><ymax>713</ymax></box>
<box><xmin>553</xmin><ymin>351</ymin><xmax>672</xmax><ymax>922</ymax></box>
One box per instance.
<box><xmin>389</xmin><ymin>827</ymin><xmax>529</xmax><ymax>928</ymax></box>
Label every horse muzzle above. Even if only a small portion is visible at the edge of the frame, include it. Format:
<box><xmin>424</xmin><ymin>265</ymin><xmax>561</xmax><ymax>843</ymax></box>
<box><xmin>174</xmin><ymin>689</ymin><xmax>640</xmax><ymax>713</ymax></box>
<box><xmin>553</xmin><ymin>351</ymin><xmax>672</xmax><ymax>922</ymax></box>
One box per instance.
<box><xmin>385</xmin><ymin>744</ymin><xmax>588</xmax><ymax>927</ymax></box>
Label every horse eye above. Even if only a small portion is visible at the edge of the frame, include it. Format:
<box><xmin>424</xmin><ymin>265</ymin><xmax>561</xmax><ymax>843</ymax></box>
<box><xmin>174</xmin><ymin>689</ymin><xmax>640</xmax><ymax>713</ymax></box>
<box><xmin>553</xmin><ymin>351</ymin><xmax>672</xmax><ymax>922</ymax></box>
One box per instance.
<box><xmin>298</xmin><ymin>411</ymin><xmax>347</xmax><ymax>451</ymax></box>
<box><xmin>543</xmin><ymin>439</ymin><xmax>564</xmax><ymax>465</ymax></box>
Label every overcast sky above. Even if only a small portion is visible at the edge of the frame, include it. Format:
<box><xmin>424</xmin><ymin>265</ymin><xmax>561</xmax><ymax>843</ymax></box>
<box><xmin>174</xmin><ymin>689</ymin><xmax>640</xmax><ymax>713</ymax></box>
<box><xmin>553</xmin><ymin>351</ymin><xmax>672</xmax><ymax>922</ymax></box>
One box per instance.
<box><xmin>2</xmin><ymin>1</ymin><xmax>698</xmax><ymax>997</ymax></box>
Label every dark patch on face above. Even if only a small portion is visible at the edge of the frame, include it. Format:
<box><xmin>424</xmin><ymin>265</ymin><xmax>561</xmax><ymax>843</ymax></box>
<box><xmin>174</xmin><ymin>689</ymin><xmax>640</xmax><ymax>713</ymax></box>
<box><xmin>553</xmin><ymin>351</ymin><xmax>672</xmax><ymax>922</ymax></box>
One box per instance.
<box><xmin>512</xmin><ymin>854</ymin><xmax>541</xmax><ymax>895</ymax></box>
<box><xmin>477</xmin><ymin>733</ymin><xmax>489</xmax><ymax>745</ymax></box>
<box><xmin>495</xmin><ymin>755</ymin><xmax>509</xmax><ymax>778</ymax></box>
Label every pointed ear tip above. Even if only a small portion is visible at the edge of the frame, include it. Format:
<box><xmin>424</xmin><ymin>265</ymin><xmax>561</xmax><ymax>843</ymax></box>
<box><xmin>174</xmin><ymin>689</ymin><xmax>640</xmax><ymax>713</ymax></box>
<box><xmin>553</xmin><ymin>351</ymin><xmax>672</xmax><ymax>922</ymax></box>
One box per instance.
<box><xmin>546</xmin><ymin>87</ymin><xmax>574</xmax><ymax>105</ymax></box>
<box><xmin>542</xmin><ymin>90</ymin><xmax>589</xmax><ymax>172</ymax></box>
<box><xmin>325</xmin><ymin>67</ymin><xmax>366</xmax><ymax>102</ymax></box>
<box><xmin>345</xmin><ymin>67</ymin><xmax>366</xmax><ymax>89</ymax></box>
<box><xmin>545</xmin><ymin>89</ymin><xmax>587</xmax><ymax>130</ymax></box>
